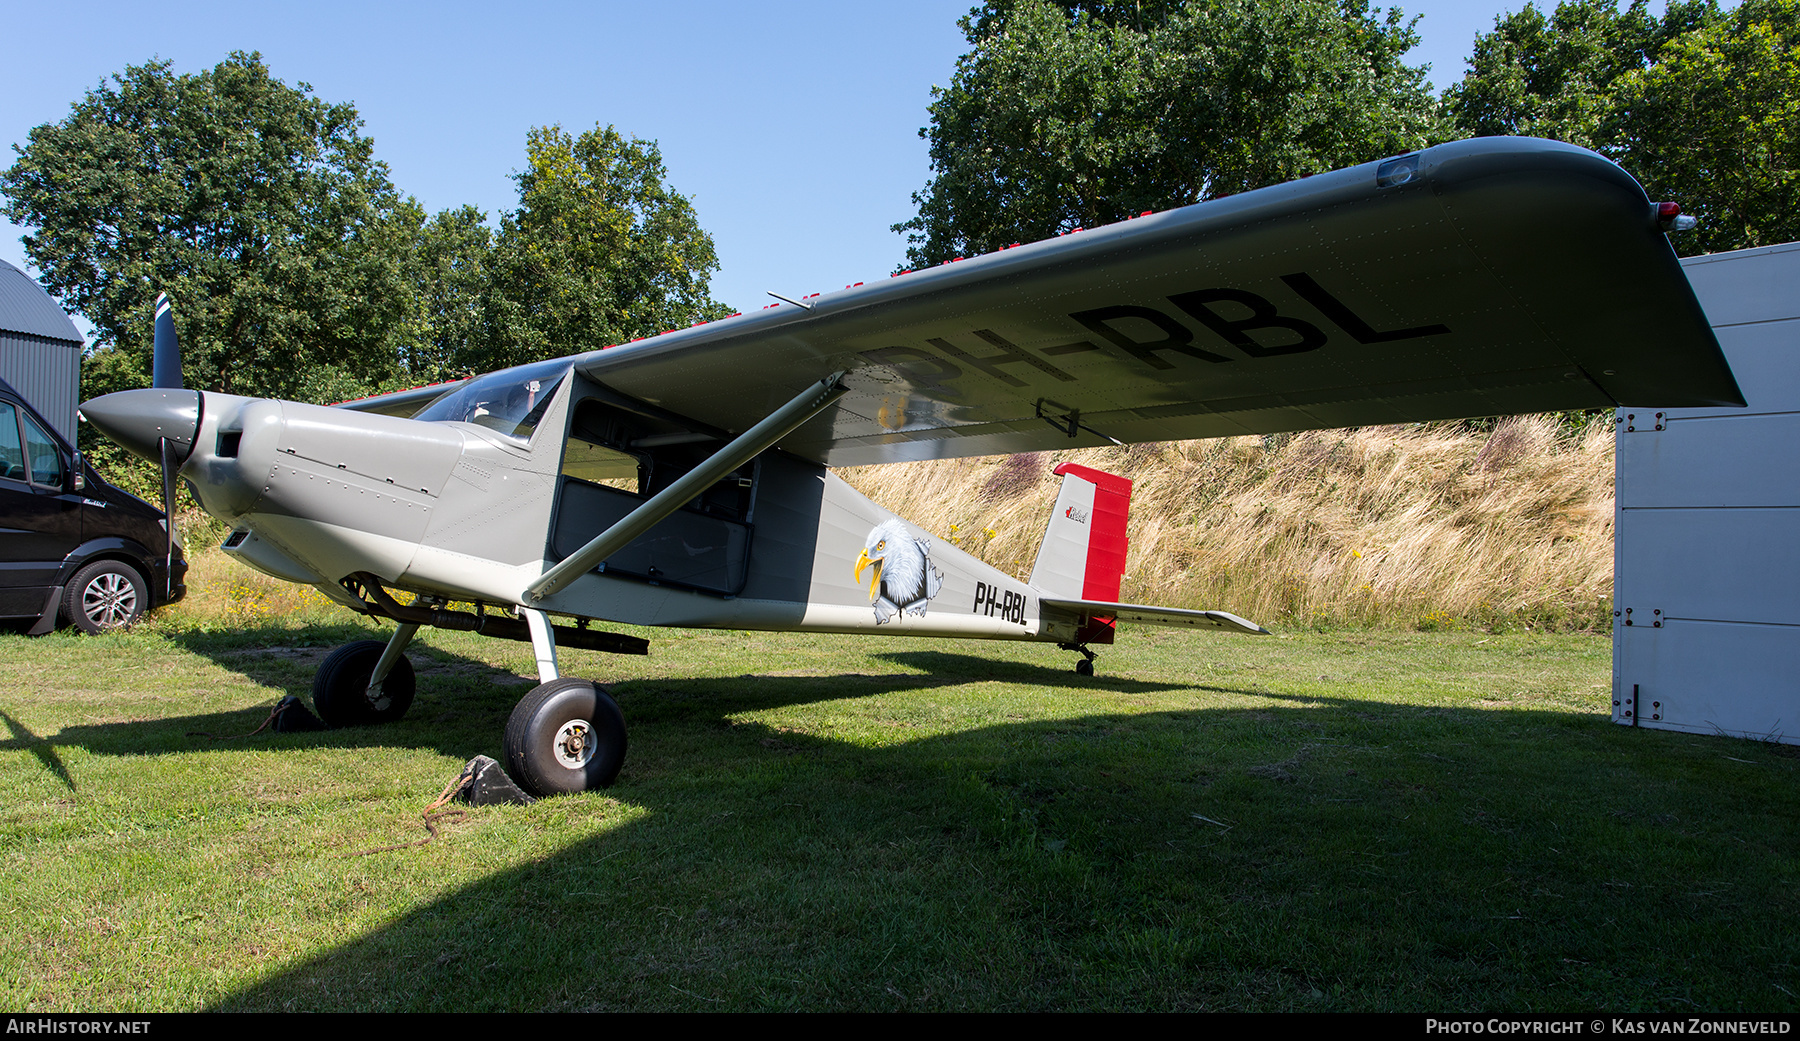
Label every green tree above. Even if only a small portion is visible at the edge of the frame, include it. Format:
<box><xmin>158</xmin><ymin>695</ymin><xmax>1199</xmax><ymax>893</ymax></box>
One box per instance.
<box><xmin>0</xmin><ymin>52</ymin><xmax>415</xmax><ymax>403</ymax></box>
<box><xmin>477</xmin><ymin>125</ymin><xmax>732</xmax><ymax>372</ymax></box>
<box><xmin>896</xmin><ymin>0</ymin><xmax>1447</xmax><ymax>268</ymax></box>
<box><xmin>1447</xmin><ymin>0</ymin><xmax>1800</xmax><ymax>256</ymax></box>
<box><xmin>1609</xmin><ymin>0</ymin><xmax>1800</xmax><ymax>254</ymax></box>
<box><xmin>1444</xmin><ymin>0</ymin><xmax>1721</xmax><ymax>148</ymax></box>
<box><xmin>403</xmin><ymin>203</ymin><xmax>494</xmax><ymax>384</ymax></box>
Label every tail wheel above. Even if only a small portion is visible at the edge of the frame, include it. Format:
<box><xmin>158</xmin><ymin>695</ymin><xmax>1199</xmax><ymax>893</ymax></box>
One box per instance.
<box><xmin>503</xmin><ymin>678</ymin><xmax>627</xmax><ymax>796</ymax></box>
<box><xmin>65</xmin><ymin>560</ymin><xmax>148</xmax><ymax>633</ymax></box>
<box><xmin>313</xmin><ymin>639</ymin><xmax>415</xmax><ymax>727</ymax></box>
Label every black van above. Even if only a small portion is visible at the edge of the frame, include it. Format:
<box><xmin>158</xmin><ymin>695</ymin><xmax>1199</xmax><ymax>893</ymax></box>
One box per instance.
<box><xmin>0</xmin><ymin>376</ymin><xmax>186</xmax><ymax>632</ymax></box>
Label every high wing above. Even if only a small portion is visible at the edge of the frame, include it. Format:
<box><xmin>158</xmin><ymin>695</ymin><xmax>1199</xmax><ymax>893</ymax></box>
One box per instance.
<box><xmin>506</xmin><ymin>137</ymin><xmax>1734</xmax><ymax>468</ymax></box>
<box><xmin>338</xmin><ymin>138</ymin><xmax>1740</xmax><ymax>462</ymax></box>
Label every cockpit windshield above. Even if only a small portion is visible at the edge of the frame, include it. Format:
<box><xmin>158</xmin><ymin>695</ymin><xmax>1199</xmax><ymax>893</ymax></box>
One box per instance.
<box><xmin>412</xmin><ymin>360</ymin><xmax>571</xmax><ymax>442</ymax></box>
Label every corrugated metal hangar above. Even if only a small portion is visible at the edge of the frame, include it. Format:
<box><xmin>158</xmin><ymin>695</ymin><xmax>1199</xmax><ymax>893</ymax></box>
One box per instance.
<box><xmin>0</xmin><ymin>260</ymin><xmax>83</xmax><ymax>442</ymax></box>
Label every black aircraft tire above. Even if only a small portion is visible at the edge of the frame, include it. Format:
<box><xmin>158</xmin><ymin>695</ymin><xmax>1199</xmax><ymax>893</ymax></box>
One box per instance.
<box><xmin>1075</xmin><ymin>658</ymin><xmax>1095</xmax><ymax>677</ymax></box>
<box><xmin>503</xmin><ymin>678</ymin><xmax>627</xmax><ymax>797</ymax></box>
<box><xmin>65</xmin><ymin>560</ymin><xmax>148</xmax><ymax>633</ymax></box>
<box><xmin>312</xmin><ymin>639</ymin><xmax>415</xmax><ymax>728</ymax></box>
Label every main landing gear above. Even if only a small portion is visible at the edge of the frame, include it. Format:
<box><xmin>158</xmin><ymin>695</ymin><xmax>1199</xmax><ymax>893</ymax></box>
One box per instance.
<box><xmin>310</xmin><ymin>588</ymin><xmax>647</xmax><ymax>798</ymax></box>
<box><xmin>502</xmin><ymin>677</ymin><xmax>627</xmax><ymax>794</ymax></box>
<box><xmin>498</xmin><ymin>606</ymin><xmax>628</xmax><ymax>796</ymax></box>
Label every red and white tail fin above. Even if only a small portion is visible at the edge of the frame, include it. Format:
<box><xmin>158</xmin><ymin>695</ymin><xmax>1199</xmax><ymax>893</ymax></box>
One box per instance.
<box><xmin>1029</xmin><ymin>463</ymin><xmax>1131</xmax><ymax>641</ymax></box>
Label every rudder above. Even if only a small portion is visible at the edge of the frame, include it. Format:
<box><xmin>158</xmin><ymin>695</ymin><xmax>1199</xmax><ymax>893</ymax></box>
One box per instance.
<box><xmin>1029</xmin><ymin>463</ymin><xmax>1131</xmax><ymax>643</ymax></box>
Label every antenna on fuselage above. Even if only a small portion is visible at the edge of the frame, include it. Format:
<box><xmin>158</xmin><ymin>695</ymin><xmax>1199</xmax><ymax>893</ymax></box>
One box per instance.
<box><xmin>766</xmin><ymin>291</ymin><xmax>814</xmax><ymax>311</ymax></box>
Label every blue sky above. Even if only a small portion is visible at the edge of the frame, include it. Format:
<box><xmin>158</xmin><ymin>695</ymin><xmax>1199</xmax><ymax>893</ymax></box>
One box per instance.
<box><xmin>0</xmin><ymin>1</ymin><xmax>1642</xmax><ymax>338</ymax></box>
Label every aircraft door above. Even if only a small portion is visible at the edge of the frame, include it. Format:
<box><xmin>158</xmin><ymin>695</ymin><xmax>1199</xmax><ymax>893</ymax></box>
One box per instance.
<box><xmin>551</xmin><ymin>392</ymin><xmax>756</xmax><ymax>597</ymax></box>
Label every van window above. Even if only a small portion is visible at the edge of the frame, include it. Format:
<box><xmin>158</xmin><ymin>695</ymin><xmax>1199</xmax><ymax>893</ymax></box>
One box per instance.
<box><xmin>0</xmin><ymin>403</ymin><xmax>22</xmax><ymax>483</ymax></box>
<box><xmin>20</xmin><ymin>412</ymin><xmax>61</xmax><ymax>487</ymax></box>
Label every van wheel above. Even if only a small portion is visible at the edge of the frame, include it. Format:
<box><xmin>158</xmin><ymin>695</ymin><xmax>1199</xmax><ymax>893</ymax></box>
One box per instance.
<box><xmin>65</xmin><ymin>561</ymin><xmax>147</xmax><ymax>633</ymax></box>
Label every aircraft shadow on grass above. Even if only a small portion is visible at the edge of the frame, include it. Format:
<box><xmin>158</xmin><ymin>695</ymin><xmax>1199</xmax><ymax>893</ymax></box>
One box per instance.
<box><xmin>0</xmin><ymin>635</ymin><xmax>1375</xmax><ymax>1008</ymax></box>
<box><xmin>10</xmin><ymin>635</ymin><xmax>1781</xmax><ymax>1010</ymax></box>
<box><xmin>0</xmin><ymin>633</ymin><xmax>1211</xmax><ymax>778</ymax></box>
<box><xmin>199</xmin><ymin>655</ymin><xmax>1800</xmax><ymax>1008</ymax></box>
<box><xmin>202</xmin><ymin>690</ymin><xmax>1371</xmax><ymax>1010</ymax></box>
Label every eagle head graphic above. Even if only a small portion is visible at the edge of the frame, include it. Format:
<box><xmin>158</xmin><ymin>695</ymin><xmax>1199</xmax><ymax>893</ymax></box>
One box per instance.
<box><xmin>854</xmin><ymin>518</ymin><xmax>943</xmax><ymax>624</ymax></box>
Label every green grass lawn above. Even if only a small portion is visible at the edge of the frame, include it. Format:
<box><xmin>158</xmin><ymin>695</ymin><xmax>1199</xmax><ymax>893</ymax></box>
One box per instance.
<box><xmin>0</xmin><ymin>618</ymin><xmax>1793</xmax><ymax>1011</ymax></box>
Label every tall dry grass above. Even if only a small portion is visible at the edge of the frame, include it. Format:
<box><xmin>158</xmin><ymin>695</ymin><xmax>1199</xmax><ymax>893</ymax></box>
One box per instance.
<box><xmin>838</xmin><ymin>415</ymin><xmax>1617</xmax><ymax>632</ymax></box>
<box><xmin>156</xmin><ymin>513</ymin><xmax>350</xmax><ymax>631</ymax></box>
<box><xmin>158</xmin><ymin>416</ymin><xmax>1615</xmax><ymax>634</ymax></box>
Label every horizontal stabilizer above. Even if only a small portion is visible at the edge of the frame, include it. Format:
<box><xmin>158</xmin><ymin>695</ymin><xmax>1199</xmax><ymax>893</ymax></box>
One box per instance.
<box><xmin>1040</xmin><ymin>598</ymin><xmax>1271</xmax><ymax>636</ymax></box>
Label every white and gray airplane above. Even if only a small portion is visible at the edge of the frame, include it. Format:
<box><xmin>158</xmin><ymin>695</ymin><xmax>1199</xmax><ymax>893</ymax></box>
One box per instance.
<box><xmin>79</xmin><ymin>138</ymin><xmax>1742</xmax><ymax>797</ymax></box>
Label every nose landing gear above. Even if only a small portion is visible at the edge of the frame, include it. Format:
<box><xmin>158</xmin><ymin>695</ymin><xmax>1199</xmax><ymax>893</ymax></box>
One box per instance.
<box><xmin>312</xmin><ymin>630</ymin><xmax>418</xmax><ymax>727</ymax></box>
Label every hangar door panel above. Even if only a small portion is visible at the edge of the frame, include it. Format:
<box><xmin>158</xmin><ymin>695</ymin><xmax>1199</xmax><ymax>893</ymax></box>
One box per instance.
<box><xmin>1614</xmin><ymin>620</ymin><xmax>1800</xmax><ymax>740</ymax></box>
<box><xmin>1617</xmin><ymin>413</ymin><xmax>1800</xmax><ymax>509</ymax></box>
<box><xmin>1615</xmin><ymin>507</ymin><xmax>1800</xmax><ymax>626</ymax></box>
<box><xmin>1613</xmin><ymin>243</ymin><xmax>1800</xmax><ymax>744</ymax></box>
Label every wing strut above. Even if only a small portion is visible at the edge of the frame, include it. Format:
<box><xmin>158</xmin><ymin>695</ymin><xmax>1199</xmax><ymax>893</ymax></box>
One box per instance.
<box><xmin>523</xmin><ymin>372</ymin><xmax>848</xmax><ymax>603</ymax></box>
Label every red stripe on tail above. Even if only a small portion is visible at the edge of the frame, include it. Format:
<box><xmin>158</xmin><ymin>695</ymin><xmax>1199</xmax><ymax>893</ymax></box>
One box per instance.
<box><xmin>1053</xmin><ymin>463</ymin><xmax>1131</xmax><ymax>643</ymax></box>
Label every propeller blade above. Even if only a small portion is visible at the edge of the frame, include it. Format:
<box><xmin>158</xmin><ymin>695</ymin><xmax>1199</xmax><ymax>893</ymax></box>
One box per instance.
<box><xmin>152</xmin><ymin>293</ymin><xmax>183</xmax><ymax>391</ymax></box>
<box><xmin>159</xmin><ymin>436</ymin><xmax>179</xmax><ymax>601</ymax></box>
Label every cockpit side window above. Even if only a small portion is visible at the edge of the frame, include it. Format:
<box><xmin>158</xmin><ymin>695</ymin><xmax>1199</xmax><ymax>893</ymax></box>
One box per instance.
<box><xmin>562</xmin><ymin>398</ymin><xmax>645</xmax><ymax>492</ymax></box>
<box><xmin>549</xmin><ymin>387</ymin><xmax>758</xmax><ymax>598</ymax></box>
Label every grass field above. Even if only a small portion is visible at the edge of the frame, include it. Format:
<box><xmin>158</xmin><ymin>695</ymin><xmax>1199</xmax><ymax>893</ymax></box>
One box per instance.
<box><xmin>2</xmin><ymin>607</ymin><xmax>1794</xmax><ymax>1011</ymax></box>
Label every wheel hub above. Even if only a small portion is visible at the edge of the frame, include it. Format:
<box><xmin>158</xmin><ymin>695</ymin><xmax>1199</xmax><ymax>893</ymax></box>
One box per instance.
<box><xmin>554</xmin><ymin>719</ymin><xmax>594</xmax><ymax>768</ymax></box>
<box><xmin>83</xmin><ymin>573</ymin><xmax>138</xmax><ymax>628</ymax></box>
